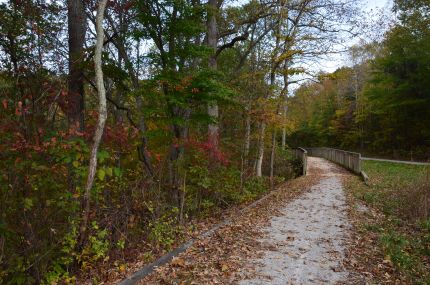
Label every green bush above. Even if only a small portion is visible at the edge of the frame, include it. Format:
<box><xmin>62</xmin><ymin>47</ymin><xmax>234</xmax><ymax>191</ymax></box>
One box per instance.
<box><xmin>148</xmin><ymin>208</ymin><xmax>182</xmax><ymax>250</ymax></box>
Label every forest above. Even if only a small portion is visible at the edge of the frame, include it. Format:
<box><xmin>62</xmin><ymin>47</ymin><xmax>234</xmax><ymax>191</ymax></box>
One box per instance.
<box><xmin>0</xmin><ymin>0</ymin><xmax>429</xmax><ymax>284</ymax></box>
<box><xmin>287</xmin><ymin>0</ymin><xmax>430</xmax><ymax>160</ymax></box>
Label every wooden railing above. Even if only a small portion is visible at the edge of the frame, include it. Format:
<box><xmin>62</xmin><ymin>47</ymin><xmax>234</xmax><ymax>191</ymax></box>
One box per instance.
<box><xmin>293</xmin><ymin>147</ymin><xmax>308</xmax><ymax>175</ymax></box>
<box><xmin>305</xmin><ymin>147</ymin><xmax>362</xmax><ymax>174</ymax></box>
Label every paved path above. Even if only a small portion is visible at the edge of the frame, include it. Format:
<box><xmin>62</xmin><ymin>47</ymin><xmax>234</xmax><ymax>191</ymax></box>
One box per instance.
<box><xmin>240</xmin><ymin>157</ymin><xmax>352</xmax><ymax>284</ymax></box>
<box><xmin>362</xmin><ymin>157</ymin><xmax>430</xmax><ymax>165</ymax></box>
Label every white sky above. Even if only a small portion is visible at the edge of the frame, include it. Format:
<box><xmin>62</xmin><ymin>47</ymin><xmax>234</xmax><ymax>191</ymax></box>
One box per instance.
<box><xmin>284</xmin><ymin>0</ymin><xmax>394</xmax><ymax>93</ymax></box>
<box><xmin>366</xmin><ymin>0</ymin><xmax>392</xmax><ymax>12</ymax></box>
<box><xmin>318</xmin><ymin>0</ymin><xmax>393</xmax><ymax>73</ymax></box>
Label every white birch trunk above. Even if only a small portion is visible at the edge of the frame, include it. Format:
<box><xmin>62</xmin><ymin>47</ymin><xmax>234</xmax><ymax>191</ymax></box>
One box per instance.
<box><xmin>79</xmin><ymin>0</ymin><xmax>108</xmax><ymax>245</ymax></box>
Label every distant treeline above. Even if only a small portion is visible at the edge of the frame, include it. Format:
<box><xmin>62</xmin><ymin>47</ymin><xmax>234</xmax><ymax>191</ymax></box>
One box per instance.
<box><xmin>286</xmin><ymin>1</ymin><xmax>430</xmax><ymax>161</ymax></box>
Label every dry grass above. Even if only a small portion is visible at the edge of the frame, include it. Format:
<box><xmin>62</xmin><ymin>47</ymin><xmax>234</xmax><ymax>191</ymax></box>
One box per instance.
<box><xmin>345</xmin><ymin>161</ymin><xmax>430</xmax><ymax>284</ymax></box>
<box><xmin>397</xmin><ymin>171</ymin><xmax>430</xmax><ymax>221</ymax></box>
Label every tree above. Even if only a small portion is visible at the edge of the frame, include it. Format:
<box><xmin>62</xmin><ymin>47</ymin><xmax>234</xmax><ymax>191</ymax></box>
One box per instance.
<box><xmin>207</xmin><ymin>0</ymin><xmax>219</xmax><ymax>151</ymax></box>
<box><xmin>78</xmin><ymin>0</ymin><xmax>108</xmax><ymax>248</ymax></box>
<box><xmin>67</xmin><ymin>0</ymin><xmax>86</xmax><ymax>131</ymax></box>
<box><xmin>362</xmin><ymin>0</ymin><xmax>430</xmax><ymax>154</ymax></box>
<box><xmin>284</xmin><ymin>0</ymin><xmax>430</xmax><ymax>159</ymax></box>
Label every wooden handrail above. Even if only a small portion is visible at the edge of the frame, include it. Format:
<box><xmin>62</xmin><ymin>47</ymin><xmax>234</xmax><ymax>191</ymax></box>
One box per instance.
<box><xmin>305</xmin><ymin>147</ymin><xmax>362</xmax><ymax>174</ymax></box>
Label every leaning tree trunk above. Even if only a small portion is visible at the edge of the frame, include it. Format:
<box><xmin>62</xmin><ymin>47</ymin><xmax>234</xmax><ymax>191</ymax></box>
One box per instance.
<box><xmin>207</xmin><ymin>0</ymin><xmax>219</xmax><ymax>152</ymax></box>
<box><xmin>78</xmin><ymin>0</ymin><xmax>108</xmax><ymax>248</ymax></box>
<box><xmin>67</xmin><ymin>0</ymin><xmax>86</xmax><ymax>131</ymax></box>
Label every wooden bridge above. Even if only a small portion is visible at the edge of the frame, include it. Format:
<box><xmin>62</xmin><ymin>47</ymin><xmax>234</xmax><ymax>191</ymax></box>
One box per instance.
<box><xmin>294</xmin><ymin>147</ymin><xmax>368</xmax><ymax>182</ymax></box>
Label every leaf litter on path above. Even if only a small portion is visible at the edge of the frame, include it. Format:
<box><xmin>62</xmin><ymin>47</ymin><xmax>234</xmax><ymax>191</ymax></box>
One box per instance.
<box><xmin>138</xmin><ymin>175</ymin><xmax>321</xmax><ymax>284</ymax></box>
<box><xmin>137</xmin><ymin>157</ymin><xmax>361</xmax><ymax>284</ymax></box>
<box><xmin>239</xmin><ymin>158</ymin><xmax>354</xmax><ymax>285</ymax></box>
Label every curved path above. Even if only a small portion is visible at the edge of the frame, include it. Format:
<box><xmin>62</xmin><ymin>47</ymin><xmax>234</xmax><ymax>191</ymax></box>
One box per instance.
<box><xmin>121</xmin><ymin>157</ymin><xmax>356</xmax><ymax>285</ymax></box>
<box><xmin>240</xmin><ymin>157</ymin><xmax>352</xmax><ymax>284</ymax></box>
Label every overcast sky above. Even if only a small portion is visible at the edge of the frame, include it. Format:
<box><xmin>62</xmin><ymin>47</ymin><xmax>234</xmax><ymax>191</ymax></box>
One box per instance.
<box><xmin>318</xmin><ymin>0</ymin><xmax>393</xmax><ymax>72</ymax></box>
<box><xmin>366</xmin><ymin>0</ymin><xmax>392</xmax><ymax>12</ymax></box>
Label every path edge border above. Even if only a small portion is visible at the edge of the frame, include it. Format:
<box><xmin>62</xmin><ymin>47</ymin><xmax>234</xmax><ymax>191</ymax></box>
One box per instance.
<box><xmin>118</xmin><ymin>175</ymin><xmax>302</xmax><ymax>285</ymax></box>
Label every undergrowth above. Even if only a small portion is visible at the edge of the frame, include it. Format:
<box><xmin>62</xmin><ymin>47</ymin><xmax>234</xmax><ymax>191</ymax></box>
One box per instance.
<box><xmin>347</xmin><ymin>160</ymin><xmax>430</xmax><ymax>284</ymax></box>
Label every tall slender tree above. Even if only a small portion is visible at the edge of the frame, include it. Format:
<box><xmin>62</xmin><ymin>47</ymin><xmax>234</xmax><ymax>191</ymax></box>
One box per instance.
<box><xmin>67</xmin><ymin>0</ymin><xmax>86</xmax><ymax>131</ymax></box>
<box><xmin>78</xmin><ymin>0</ymin><xmax>108</xmax><ymax>248</ymax></box>
<box><xmin>207</xmin><ymin>0</ymin><xmax>219</xmax><ymax>151</ymax></box>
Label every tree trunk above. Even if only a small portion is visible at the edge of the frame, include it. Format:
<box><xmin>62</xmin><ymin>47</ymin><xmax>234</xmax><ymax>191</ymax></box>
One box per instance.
<box><xmin>114</xmin><ymin>7</ymin><xmax>125</xmax><ymax>124</ymax></box>
<box><xmin>270</xmin><ymin>97</ymin><xmax>282</xmax><ymax>187</ymax></box>
<box><xmin>281</xmin><ymin>125</ymin><xmax>286</xmax><ymax>149</ymax></box>
<box><xmin>269</xmin><ymin>129</ymin><xmax>277</xmax><ymax>188</ymax></box>
<box><xmin>179</xmin><ymin>171</ymin><xmax>186</xmax><ymax>224</ymax></box>
<box><xmin>104</xmin><ymin>13</ymin><xmax>154</xmax><ymax>177</ymax></box>
<box><xmin>281</xmin><ymin>61</ymin><xmax>289</xmax><ymax>149</ymax></box>
<box><xmin>207</xmin><ymin>0</ymin><xmax>219</xmax><ymax>151</ymax></box>
<box><xmin>281</xmin><ymin>101</ymin><xmax>288</xmax><ymax>149</ymax></box>
<box><xmin>256</xmin><ymin>121</ymin><xmax>265</xmax><ymax>177</ymax></box>
<box><xmin>256</xmin><ymin>20</ymin><xmax>280</xmax><ymax>176</ymax></box>
<box><xmin>244</xmin><ymin>104</ymin><xmax>251</xmax><ymax>167</ymax></box>
<box><xmin>241</xmin><ymin>104</ymin><xmax>251</xmax><ymax>190</ymax></box>
<box><xmin>78</xmin><ymin>0</ymin><xmax>108</xmax><ymax>247</ymax></box>
<box><xmin>67</xmin><ymin>0</ymin><xmax>86</xmax><ymax>131</ymax></box>
<box><xmin>166</xmin><ymin>102</ymin><xmax>191</xmax><ymax>212</ymax></box>
<box><xmin>136</xmin><ymin>96</ymin><xmax>155</xmax><ymax>177</ymax></box>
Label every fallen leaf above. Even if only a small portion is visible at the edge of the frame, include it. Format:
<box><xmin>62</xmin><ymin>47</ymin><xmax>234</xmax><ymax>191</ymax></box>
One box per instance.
<box><xmin>171</xmin><ymin>257</ymin><xmax>185</xmax><ymax>267</ymax></box>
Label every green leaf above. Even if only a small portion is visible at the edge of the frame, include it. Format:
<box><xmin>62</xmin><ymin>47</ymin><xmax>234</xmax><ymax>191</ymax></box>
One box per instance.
<box><xmin>116</xmin><ymin>238</ymin><xmax>125</xmax><ymax>249</ymax></box>
<box><xmin>106</xmin><ymin>167</ymin><xmax>113</xmax><ymax>177</ymax></box>
<box><xmin>114</xmin><ymin>167</ymin><xmax>121</xmax><ymax>177</ymax></box>
<box><xmin>24</xmin><ymin>198</ymin><xmax>33</xmax><ymax>210</ymax></box>
<box><xmin>72</xmin><ymin>161</ymin><xmax>80</xmax><ymax>168</ymax></box>
<box><xmin>97</xmin><ymin>169</ymin><xmax>106</xmax><ymax>181</ymax></box>
<box><xmin>97</xmin><ymin>150</ymin><xmax>110</xmax><ymax>163</ymax></box>
<box><xmin>92</xmin><ymin>221</ymin><xmax>99</xmax><ymax>230</ymax></box>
